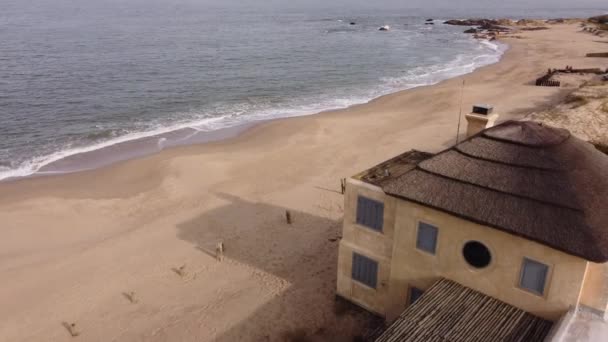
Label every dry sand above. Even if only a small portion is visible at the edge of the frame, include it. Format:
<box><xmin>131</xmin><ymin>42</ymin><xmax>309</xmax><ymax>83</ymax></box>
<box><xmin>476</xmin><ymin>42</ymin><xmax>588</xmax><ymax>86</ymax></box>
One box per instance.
<box><xmin>1</xmin><ymin>23</ymin><xmax>606</xmax><ymax>342</ymax></box>
<box><xmin>528</xmin><ymin>79</ymin><xmax>608</xmax><ymax>146</ymax></box>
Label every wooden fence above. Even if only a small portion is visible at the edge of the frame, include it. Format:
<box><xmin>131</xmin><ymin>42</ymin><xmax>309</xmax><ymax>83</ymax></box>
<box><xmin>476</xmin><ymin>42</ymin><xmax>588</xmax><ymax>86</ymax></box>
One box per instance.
<box><xmin>585</xmin><ymin>53</ymin><xmax>608</xmax><ymax>58</ymax></box>
<box><xmin>535</xmin><ymin>73</ymin><xmax>560</xmax><ymax>87</ymax></box>
<box><xmin>534</xmin><ymin>67</ymin><xmax>604</xmax><ymax>87</ymax></box>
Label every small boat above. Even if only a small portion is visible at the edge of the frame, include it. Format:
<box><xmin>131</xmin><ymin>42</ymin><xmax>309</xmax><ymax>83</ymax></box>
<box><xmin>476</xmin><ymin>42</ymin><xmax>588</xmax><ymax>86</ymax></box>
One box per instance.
<box><xmin>379</xmin><ymin>25</ymin><xmax>390</xmax><ymax>31</ymax></box>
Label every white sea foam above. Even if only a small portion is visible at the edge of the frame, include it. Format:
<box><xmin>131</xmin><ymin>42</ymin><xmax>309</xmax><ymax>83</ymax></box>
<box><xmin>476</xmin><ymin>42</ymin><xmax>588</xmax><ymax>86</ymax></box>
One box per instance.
<box><xmin>0</xmin><ymin>39</ymin><xmax>507</xmax><ymax>182</ymax></box>
<box><xmin>479</xmin><ymin>40</ymin><xmax>500</xmax><ymax>51</ymax></box>
<box><xmin>379</xmin><ymin>41</ymin><xmax>506</xmax><ymax>93</ymax></box>
<box><xmin>0</xmin><ymin>116</ymin><xmax>228</xmax><ymax>181</ymax></box>
<box><xmin>157</xmin><ymin>137</ymin><xmax>168</xmax><ymax>150</ymax></box>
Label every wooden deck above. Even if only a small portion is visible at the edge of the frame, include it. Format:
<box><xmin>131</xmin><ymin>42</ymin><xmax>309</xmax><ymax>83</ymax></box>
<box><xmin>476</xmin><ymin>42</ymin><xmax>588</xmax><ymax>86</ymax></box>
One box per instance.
<box><xmin>375</xmin><ymin>279</ymin><xmax>553</xmax><ymax>342</ymax></box>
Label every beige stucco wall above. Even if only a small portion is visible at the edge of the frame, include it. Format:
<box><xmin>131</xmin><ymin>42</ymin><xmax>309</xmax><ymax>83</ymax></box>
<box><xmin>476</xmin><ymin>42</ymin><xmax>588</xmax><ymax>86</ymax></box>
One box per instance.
<box><xmin>336</xmin><ymin>178</ymin><xmax>397</xmax><ymax>316</ymax></box>
<box><xmin>337</xmin><ymin>179</ymin><xmax>596</xmax><ymax>322</ymax></box>
<box><xmin>386</xmin><ymin>200</ymin><xmax>589</xmax><ymax>321</ymax></box>
<box><xmin>465</xmin><ymin>113</ymin><xmax>498</xmax><ymax>137</ymax></box>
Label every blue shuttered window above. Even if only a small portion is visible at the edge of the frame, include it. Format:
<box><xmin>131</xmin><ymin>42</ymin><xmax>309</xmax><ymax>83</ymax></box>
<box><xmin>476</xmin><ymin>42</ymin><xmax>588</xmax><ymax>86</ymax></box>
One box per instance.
<box><xmin>352</xmin><ymin>252</ymin><xmax>378</xmax><ymax>289</ymax></box>
<box><xmin>416</xmin><ymin>222</ymin><xmax>438</xmax><ymax>254</ymax></box>
<box><xmin>409</xmin><ymin>287</ymin><xmax>424</xmax><ymax>305</ymax></box>
<box><xmin>520</xmin><ymin>258</ymin><xmax>549</xmax><ymax>295</ymax></box>
<box><xmin>356</xmin><ymin>196</ymin><xmax>384</xmax><ymax>232</ymax></box>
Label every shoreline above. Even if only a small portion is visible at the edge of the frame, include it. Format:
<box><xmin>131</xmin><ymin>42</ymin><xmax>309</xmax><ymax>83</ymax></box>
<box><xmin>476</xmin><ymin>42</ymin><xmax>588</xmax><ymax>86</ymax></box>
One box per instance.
<box><xmin>0</xmin><ymin>38</ymin><xmax>507</xmax><ymax>183</ymax></box>
<box><xmin>0</xmin><ymin>28</ymin><xmax>569</xmax><ymax>193</ymax></box>
<box><xmin>1</xmin><ymin>22</ymin><xmax>607</xmax><ymax>342</ymax></box>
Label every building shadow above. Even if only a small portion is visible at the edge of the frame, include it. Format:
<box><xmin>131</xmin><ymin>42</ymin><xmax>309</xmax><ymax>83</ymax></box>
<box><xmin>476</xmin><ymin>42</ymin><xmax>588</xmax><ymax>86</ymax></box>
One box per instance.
<box><xmin>175</xmin><ymin>193</ymin><xmax>377</xmax><ymax>341</ymax></box>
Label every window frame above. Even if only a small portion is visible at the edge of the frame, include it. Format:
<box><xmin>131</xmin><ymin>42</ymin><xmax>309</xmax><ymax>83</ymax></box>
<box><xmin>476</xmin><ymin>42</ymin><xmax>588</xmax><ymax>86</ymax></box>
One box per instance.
<box><xmin>351</xmin><ymin>252</ymin><xmax>379</xmax><ymax>289</ymax></box>
<box><xmin>518</xmin><ymin>257</ymin><xmax>550</xmax><ymax>296</ymax></box>
<box><xmin>355</xmin><ymin>195</ymin><xmax>384</xmax><ymax>233</ymax></box>
<box><xmin>416</xmin><ymin>221</ymin><xmax>439</xmax><ymax>255</ymax></box>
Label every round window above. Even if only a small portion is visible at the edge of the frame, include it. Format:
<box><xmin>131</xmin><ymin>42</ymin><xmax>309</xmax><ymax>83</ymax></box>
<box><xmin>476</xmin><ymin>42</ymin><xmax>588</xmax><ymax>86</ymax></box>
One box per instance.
<box><xmin>462</xmin><ymin>241</ymin><xmax>492</xmax><ymax>269</ymax></box>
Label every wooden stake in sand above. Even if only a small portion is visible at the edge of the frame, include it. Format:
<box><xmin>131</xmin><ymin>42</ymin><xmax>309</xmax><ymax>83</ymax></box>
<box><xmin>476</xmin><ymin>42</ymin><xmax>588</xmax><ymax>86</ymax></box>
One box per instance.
<box><xmin>123</xmin><ymin>291</ymin><xmax>138</xmax><ymax>304</ymax></box>
<box><xmin>340</xmin><ymin>178</ymin><xmax>346</xmax><ymax>194</ymax></box>
<box><xmin>216</xmin><ymin>241</ymin><xmax>224</xmax><ymax>261</ymax></box>
<box><xmin>285</xmin><ymin>210</ymin><xmax>292</xmax><ymax>224</ymax></box>
<box><xmin>62</xmin><ymin>322</ymin><xmax>80</xmax><ymax>337</ymax></box>
<box><xmin>173</xmin><ymin>264</ymin><xmax>187</xmax><ymax>277</ymax></box>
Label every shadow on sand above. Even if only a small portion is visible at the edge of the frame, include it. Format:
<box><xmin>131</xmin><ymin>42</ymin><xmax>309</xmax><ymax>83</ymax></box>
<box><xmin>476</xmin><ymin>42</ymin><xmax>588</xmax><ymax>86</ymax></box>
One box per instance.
<box><xmin>175</xmin><ymin>193</ymin><xmax>379</xmax><ymax>341</ymax></box>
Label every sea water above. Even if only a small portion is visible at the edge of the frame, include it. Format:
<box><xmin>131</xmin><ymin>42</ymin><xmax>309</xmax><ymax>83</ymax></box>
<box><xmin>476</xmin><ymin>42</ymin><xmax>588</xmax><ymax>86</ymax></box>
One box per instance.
<box><xmin>0</xmin><ymin>0</ymin><xmax>605</xmax><ymax>180</ymax></box>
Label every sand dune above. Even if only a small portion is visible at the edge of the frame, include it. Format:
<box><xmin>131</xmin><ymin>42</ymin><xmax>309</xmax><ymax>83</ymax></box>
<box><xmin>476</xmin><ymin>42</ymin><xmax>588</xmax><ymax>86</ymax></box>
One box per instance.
<box><xmin>0</xmin><ymin>23</ymin><xmax>606</xmax><ymax>341</ymax></box>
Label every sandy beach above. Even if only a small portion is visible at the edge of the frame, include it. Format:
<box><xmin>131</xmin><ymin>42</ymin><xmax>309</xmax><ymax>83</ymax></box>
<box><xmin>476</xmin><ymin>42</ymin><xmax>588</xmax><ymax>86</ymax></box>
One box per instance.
<box><xmin>1</xmin><ymin>23</ymin><xmax>607</xmax><ymax>341</ymax></box>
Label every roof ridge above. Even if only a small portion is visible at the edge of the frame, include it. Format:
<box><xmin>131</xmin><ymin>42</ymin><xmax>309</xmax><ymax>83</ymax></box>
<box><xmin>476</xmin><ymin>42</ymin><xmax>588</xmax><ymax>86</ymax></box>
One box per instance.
<box><xmin>452</xmin><ymin>147</ymin><xmax>562</xmax><ymax>172</ymax></box>
<box><xmin>412</xmin><ymin>167</ymin><xmax>584</xmax><ymax>212</ymax></box>
<box><xmin>482</xmin><ymin>125</ymin><xmax>572</xmax><ymax>148</ymax></box>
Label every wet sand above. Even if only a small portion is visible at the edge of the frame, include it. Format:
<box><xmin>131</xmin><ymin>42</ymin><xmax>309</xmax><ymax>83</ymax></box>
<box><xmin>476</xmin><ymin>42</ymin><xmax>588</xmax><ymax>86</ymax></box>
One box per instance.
<box><xmin>0</xmin><ymin>23</ymin><xmax>606</xmax><ymax>342</ymax></box>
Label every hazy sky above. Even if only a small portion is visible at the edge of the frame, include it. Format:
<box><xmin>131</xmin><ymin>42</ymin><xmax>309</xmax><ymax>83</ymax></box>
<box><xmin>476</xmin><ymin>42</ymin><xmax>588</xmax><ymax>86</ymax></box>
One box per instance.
<box><xmin>78</xmin><ymin>0</ymin><xmax>608</xmax><ymax>9</ymax></box>
<box><xmin>170</xmin><ymin>0</ymin><xmax>608</xmax><ymax>17</ymax></box>
<box><xmin>220</xmin><ymin>0</ymin><xmax>608</xmax><ymax>9</ymax></box>
<box><xmin>4</xmin><ymin>0</ymin><xmax>606</xmax><ymax>18</ymax></box>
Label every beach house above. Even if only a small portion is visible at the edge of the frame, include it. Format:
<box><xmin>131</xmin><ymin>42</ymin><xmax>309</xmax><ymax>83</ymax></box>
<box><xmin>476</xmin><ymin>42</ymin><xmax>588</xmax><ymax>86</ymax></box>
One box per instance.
<box><xmin>336</xmin><ymin>119</ymin><xmax>608</xmax><ymax>339</ymax></box>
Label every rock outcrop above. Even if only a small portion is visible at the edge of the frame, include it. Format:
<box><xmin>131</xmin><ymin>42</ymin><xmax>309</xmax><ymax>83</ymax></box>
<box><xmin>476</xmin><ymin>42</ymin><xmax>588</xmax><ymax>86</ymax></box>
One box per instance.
<box><xmin>589</xmin><ymin>15</ymin><xmax>608</xmax><ymax>24</ymax></box>
<box><xmin>516</xmin><ymin>19</ymin><xmax>546</xmax><ymax>26</ymax></box>
<box><xmin>546</xmin><ymin>18</ymin><xmax>566</xmax><ymax>24</ymax></box>
<box><xmin>444</xmin><ymin>19</ymin><xmax>498</xmax><ymax>26</ymax></box>
<box><xmin>446</xmin><ymin>18</ymin><xmax>511</xmax><ymax>35</ymax></box>
<box><xmin>496</xmin><ymin>19</ymin><xmax>516</xmax><ymax>26</ymax></box>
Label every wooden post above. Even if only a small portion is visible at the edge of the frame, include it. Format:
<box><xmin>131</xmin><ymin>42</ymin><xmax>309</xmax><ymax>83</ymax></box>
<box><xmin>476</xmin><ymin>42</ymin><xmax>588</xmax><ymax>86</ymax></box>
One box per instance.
<box><xmin>62</xmin><ymin>322</ymin><xmax>80</xmax><ymax>337</ymax></box>
<box><xmin>216</xmin><ymin>242</ymin><xmax>224</xmax><ymax>261</ymax></box>
<box><xmin>174</xmin><ymin>264</ymin><xmax>187</xmax><ymax>277</ymax></box>
<box><xmin>124</xmin><ymin>291</ymin><xmax>138</xmax><ymax>304</ymax></box>
<box><xmin>340</xmin><ymin>178</ymin><xmax>346</xmax><ymax>195</ymax></box>
<box><xmin>285</xmin><ymin>210</ymin><xmax>292</xmax><ymax>224</ymax></box>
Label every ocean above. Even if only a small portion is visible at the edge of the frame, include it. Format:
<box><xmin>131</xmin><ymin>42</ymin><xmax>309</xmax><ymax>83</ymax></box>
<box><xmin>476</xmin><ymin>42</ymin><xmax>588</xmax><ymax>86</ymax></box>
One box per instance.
<box><xmin>1</xmin><ymin>0</ymin><xmax>606</xmax><ymax>181</ymax></box>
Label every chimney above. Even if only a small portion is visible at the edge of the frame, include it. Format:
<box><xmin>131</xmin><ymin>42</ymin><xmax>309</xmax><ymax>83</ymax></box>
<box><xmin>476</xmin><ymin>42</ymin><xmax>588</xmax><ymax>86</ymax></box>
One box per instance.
<box><xmin>465</xmin><ymin>104</ymin><xmax>499</xmax><ymax>138</ymax></box>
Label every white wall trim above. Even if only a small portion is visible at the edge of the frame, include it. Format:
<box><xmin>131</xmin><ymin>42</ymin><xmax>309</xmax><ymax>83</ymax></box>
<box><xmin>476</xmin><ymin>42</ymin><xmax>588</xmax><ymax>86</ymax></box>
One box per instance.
<box><xmin>544</xmin><ymin>306</ymin><xmax>577</xmax><ymax>342</ymax></box>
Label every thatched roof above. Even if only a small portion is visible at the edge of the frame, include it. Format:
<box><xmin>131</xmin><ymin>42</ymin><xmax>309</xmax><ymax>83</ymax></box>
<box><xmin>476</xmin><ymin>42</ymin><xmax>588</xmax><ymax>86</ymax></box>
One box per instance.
<box><xmin>375</xmin><ymin>278</ymin><xmax>553</xmax><ymax>342</ymax></box>
<box><xmin>356</xmin><ymin>150</ymin><xmax>434</xmax><ymax>185</ymax></box>
<box><xmin>376</xmin><ymin>121</ymin><xmax>608</xmax><ymax>262</ymax></box>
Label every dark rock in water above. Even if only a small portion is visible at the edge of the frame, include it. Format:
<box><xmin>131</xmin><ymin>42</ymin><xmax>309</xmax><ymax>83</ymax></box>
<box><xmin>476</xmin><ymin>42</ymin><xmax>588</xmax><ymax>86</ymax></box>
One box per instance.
<box><xmin>425</xmin><ymin>22</ymin><xmax>435</xmax><ymax>25</ymax></box>
<box><xmin>426</xmin><ymin>19</ymin><xmax>434</xmax><ymax>22</ymax></box>
<box><xmin>448</xmin><ymin>18</ymin><xmax>512</xmax><ymax>34</ymax></box>
<box><xmin>350</xmin><ymin>22</ymin><xmax>356</xmax><ymax>25</ymax></box>
<box><xmin>444</xmin><ymin>19</ymin><xmax>499</xmax><ymax>26</ymax></box>
<box><xmin>479</xmin><ymin>22</ymin><xmax>511</xmax><ymax>32</ymax></box>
